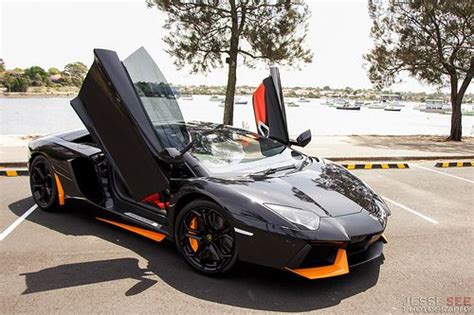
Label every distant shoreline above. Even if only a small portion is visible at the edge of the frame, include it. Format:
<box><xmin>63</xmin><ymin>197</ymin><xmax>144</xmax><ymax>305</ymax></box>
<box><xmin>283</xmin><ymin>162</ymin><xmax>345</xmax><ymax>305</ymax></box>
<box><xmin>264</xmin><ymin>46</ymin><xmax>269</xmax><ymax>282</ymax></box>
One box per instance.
<box><xmin>1</xmin><ymin>92</ymin><xmax>76</xmax><ymax>98</ymax></box>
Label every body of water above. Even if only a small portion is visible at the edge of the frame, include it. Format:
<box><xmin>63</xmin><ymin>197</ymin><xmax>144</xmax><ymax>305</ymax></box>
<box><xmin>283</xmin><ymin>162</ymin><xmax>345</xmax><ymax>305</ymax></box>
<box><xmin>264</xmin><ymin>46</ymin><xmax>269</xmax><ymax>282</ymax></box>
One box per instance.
<box><xmin>1</xmin><ymin>95</ymin><xmax>473</xmax><ymax>137</ymax></box>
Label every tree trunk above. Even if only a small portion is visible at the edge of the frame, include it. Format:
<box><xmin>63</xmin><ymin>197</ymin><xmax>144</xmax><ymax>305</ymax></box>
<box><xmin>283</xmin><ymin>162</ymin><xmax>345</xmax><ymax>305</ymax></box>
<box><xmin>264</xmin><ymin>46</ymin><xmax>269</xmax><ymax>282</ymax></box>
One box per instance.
<box><xmin>449</xmin><ymin>97</ymin><xmax>462</xmax><ymax>141</ymax></box>
<box><xmin>223</xmin><ymin>51</ymin><xmax>237</xmax><ymax>125</ymax></box>
<box><xmin>447</xmin><ymin>58</ymin><xmax>473</xmax><ymax>141</ymax></box>
<box><xmin>447</xmin><ymin>73</ymin><xmax>462</xmax><ymax>141</ymax></box>
<box><xmin>223</xmin><ymin>0</ymin><xmax>238</xmax><ymax>126</ymax></box>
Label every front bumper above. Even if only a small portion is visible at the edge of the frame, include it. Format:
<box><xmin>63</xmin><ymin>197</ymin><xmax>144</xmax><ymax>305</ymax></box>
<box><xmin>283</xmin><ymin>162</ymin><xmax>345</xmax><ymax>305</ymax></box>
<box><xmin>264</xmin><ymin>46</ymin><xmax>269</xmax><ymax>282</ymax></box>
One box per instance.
<box><xmin>285</xmin><ymin>239</ymin><xmax>385</xmax><ymax>279</ymax></box>
<box><xmin>234</xmin><ymin>216</ymin><xmax>386</xmax><ymax>280</ymax></box>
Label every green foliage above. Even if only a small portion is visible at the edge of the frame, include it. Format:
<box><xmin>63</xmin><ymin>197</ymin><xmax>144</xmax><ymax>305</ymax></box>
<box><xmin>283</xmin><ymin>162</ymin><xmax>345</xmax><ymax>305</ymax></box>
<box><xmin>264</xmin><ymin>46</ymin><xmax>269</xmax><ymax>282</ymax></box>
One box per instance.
<box><xmin>0</xmin><ymin>59</ymin><xmax>5</xmax><ymax>73</ymax></box>
<box><xmin>148</xmin><ymin>0</ymin><xmax>313</xmax><ymax>72</ymax></box>
<box><xmin>24</xmin><ymin>66</ymin><xmax>49</xmax><ymax>86</ymax></box>
<box><xmin>4</xmin><ymin>73</ymin><xmax>29</xmax><ymax>92</ymax></box>
<box><xmin>0</xmin><ymin>61</ymin><xmax>89</xmax><ymax>90</ymax></box>
<box><xmin>148</xmin><ymin>0</ymin><xmax>313</xmax><ymax>124</ymax></box>
<box><xmin>48</xmin><ymin>67</ymin><xmax>60</xmax><ymax>75</ymax></box>
<box><xmin>366</xmin><ymin>0</ymin><xmax>473</xmax><ymax>88</ymax></box>
<box><xmin>63</xmin><ymin>62</ymin><xmax>88</xmax><ymax>87</ymax></box>
<box><xmin>365</xmin><ymin>0</ymin><xmax>474</xmax><ymax>140</ymax></box>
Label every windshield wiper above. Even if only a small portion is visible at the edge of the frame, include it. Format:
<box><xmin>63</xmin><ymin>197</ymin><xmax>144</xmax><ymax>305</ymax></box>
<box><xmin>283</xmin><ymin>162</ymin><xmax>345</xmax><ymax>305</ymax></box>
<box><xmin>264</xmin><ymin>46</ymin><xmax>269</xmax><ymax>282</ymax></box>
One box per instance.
<box><xmin>252</xmin><ymin>164</ymin><xmax>298</xmax><ymax>176</ymax></box>
<box><xmin>251</xmin><ymin>156</ymin><xmax>311</xmax><ymax>177</ymax></box>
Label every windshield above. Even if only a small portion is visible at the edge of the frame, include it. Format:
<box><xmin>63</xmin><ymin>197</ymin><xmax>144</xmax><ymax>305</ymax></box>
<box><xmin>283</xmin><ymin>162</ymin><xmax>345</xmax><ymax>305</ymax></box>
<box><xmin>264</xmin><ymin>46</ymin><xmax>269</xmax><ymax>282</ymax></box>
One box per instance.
<box><xmin>123</xmin><ymin>47</ymin><xmax>188</xmax><ymax>149</ymax></box>
<box><xmin>190</xmin><ymin>128</ymin><xmax>307</xmax><ymax>176</ymax></box>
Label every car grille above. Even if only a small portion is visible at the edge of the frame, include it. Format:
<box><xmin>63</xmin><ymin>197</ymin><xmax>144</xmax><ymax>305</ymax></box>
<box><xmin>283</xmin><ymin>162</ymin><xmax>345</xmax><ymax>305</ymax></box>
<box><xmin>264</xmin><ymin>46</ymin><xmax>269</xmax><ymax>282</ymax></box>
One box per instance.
<box><xmin>347</xmin><ymin>236</ymin><xmax>371</xmax><ymax>256</ymax></box>
<box><xmin>299</xmin><ymin>234</ymin><xmax>380</xmax><ymax>268</ymax></box>
<box><xmin>299</xmin><ymin>244</ymin><xmax>339</xmax><ymax>268</ymax></box>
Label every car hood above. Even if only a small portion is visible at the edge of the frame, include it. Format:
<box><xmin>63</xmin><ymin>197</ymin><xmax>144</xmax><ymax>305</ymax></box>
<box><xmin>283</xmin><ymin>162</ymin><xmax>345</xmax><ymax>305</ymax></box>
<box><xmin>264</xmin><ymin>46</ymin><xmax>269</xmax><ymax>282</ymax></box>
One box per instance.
<box><xmin>210</xmin><ymin>160</ymin><xmax>388</xmax><ymax>220</ymax></box>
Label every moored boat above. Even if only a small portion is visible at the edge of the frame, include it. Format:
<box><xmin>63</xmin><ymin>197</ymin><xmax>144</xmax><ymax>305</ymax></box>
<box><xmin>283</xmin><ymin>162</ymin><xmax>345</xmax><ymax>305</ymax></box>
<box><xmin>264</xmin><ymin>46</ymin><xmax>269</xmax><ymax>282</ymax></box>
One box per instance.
<box><xmin>322</xmin><ymin>98</ymin><xmax>334</xmax><ymax>106</ymax></box>
<box><xmin>336</xmin><ymin>100</ymin><xmax>361</xmax><ymax>110</ymax></box>
<box><xmin>234</xmin><ymin>98</ymin><xmax>248</xmax><ymax>105</ymax></box>
<box><xmin>384</xmin><ymin>105</ymin><xmax>401</xmax><ymax>112</ymax></box>
<box><xmin>210</xmin><ymin>95</ymin><xmax>224</xmax><ymax>102</ymax></box>
<box><xmin>419</xmin><ymin>99</ymin><xmax>449</xmax><ymax>113</ymax></box>
<box><xmin>368</xmin><ymin>102</ymin><xmax>386</xmax><ymax>109</ymax></box>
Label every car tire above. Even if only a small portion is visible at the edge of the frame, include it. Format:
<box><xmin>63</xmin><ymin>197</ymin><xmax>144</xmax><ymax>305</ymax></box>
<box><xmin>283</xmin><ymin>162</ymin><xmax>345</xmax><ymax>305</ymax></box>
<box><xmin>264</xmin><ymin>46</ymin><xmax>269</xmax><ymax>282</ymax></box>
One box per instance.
<box><xmin>175</xmin><ymin>199</ymin><xmax>238</xmax><ymax>276</ymax></box>
<box><xmin>29</xmin><ymin>155</ymin><xmax>60</xmax><ymax>211</ymax></box>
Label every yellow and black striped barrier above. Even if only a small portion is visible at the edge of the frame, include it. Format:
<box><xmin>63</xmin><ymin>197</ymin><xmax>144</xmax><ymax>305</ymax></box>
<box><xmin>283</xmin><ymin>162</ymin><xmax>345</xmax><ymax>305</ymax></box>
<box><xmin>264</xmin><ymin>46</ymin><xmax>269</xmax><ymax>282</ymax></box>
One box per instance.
<box><xmin>342</xmin><ymin>163</ymin><xmax>409</xmax><ymax>170</ymax></box>
<box><xmin>0</xmin><ymin>169</ymin><xmax>29</xmax><ymax>177</ymax></box>
<box><xmin>435</xmin><ymin>161</ymin><xmax>474</xmax><ymax>168</ymax></box>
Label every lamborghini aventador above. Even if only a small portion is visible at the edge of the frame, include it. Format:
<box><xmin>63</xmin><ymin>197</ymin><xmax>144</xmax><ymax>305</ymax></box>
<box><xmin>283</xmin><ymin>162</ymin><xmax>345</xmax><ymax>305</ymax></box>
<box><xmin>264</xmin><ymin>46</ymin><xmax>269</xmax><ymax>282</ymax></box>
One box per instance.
<box><xmin>28</xmin><ymin>47</ymin><xmax>389</xmax><ymax>279</ymax></box>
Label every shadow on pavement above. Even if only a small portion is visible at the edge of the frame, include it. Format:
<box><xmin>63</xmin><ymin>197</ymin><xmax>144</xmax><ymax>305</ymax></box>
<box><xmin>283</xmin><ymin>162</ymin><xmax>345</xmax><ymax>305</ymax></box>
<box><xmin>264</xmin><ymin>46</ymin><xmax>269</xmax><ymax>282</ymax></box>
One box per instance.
<box><xmin>21</xmin><ymin>258</ymin><xmax>158</xmax><ymax>296</ymax></box>
<box><xmin>9</xmin><ymin>197</ymin><xmax>382</xmax><ymax>312</ymax></box>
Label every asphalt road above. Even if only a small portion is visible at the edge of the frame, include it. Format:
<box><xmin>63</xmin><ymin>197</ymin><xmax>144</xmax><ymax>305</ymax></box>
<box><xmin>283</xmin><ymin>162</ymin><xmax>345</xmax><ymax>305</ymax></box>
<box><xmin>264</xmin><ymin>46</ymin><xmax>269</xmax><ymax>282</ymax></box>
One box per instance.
<box><xmin>0</xmin><ymin>163</ymin><xmax>473</xmax><ymax>314</ymax></box>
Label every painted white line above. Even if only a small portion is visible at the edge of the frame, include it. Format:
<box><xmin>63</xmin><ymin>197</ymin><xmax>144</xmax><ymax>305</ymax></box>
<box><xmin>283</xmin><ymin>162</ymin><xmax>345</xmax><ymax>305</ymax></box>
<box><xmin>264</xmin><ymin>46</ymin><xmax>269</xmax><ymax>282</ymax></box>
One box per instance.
<box><xmin>382</xmin><ymin>196</ymin><xmax>439</xmax><ymax>225</ymax></box>
<box><xmin>0</xmin><ymin>204</ymin><xmax>38</xmax><ymax>241</ymax></box>
<box><xmin>412</xmin><ymin>165</ymin><xmax>474</xmax><ymax>184</ymax></box>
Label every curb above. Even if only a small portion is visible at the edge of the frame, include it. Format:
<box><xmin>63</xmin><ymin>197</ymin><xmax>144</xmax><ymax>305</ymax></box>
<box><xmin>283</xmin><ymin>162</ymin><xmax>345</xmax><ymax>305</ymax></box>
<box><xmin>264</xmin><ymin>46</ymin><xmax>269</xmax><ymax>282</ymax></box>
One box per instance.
<box><xmin>342</xmin><ymin>163</ymin><xmax>409</xmax><ymax>170</ymax></box>
<box><xmin>0</xmin><ymin>162</ymin><xmax>28</xmax><ymax>168</ymax></box>
<box><xmin>0</xmin><ymin>169</ymin><xmax>29</xmax><ymax>176</ymax></box>
<box><xmin>0</xmin><ymin>161</ymin><xmax>472</xmax><ymax>176</ymax></box>
<box><xmin>435</xmin><ymin>161</ymin><xmax>474</xmax><ymax>168</ymax></box>
<box><xmin>327</xmin><ymin>155</ymin><xmax>474</xmax><ymax>162</ymax></box>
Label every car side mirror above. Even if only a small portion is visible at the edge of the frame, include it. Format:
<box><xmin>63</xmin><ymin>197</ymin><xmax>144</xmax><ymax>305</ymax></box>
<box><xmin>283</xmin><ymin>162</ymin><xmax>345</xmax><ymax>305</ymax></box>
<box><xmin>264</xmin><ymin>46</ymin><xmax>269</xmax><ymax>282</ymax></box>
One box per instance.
<box><xmin>291</xmin><ymin>129</ymin><xmax>311</xmax><ymax>147</ymax></box>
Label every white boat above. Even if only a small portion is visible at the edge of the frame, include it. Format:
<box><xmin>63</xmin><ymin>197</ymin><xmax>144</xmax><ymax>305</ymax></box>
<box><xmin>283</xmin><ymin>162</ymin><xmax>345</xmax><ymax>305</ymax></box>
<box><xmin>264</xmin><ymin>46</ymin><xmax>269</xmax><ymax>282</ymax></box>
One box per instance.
<box><xmin>210</xmin><ymin>95</ymin><xmax>224</xmax><ymax>102</ymax></box>
<box><xmin>218</xmin><ymin>100</ymin><xmax>225</xmax><ymax>107</ymax></box>
<box><xmin>287</xmin><ymin>101</ymin><xmax>299</xmax><ymax>107</ymax></box>
<box><xmin>368</xmin><ymin>102</ymin><xmax>386</xmax><ymax>109</ymax></box>
<box><xmin>419</xmin><ymin>99</ymin><xmax>450</xmax><ymax>113</ymax></box>
<box><xmin>234</xmin><ymin>98</ymin><xmax>248</xmax><ymax>105</ymax></box>
<box><xmin>336</xmin><ymin>100</ymin><xmax>361</xmax><ymax>110</ymax></box>
<box><xmin>380</xmin><ymin>94</ymin><xmax>404</xmax><ymax>106</ymax></box>
<box><xmin>444</xmin><ymin>104</ymin><xmax>474</xmax><ymax>116</ymax></box>
<box><xmin>331</xmin><ymin>98</ymin><xmax>349</xmax><ymax>108</ymax></box>
<box><xmin>384</xmin><ymin>105</ymin><xmax>401</xmax><ymax>112</ymax></box>
<box><xmin>298</xmin><ymin>97</ymin><xmax>311</xmax><ymax>103</ymax></box>
<box><xmin>322</xmin><ymin>98</ymin><xmax>335</xmax><ymax>106</ymax></box>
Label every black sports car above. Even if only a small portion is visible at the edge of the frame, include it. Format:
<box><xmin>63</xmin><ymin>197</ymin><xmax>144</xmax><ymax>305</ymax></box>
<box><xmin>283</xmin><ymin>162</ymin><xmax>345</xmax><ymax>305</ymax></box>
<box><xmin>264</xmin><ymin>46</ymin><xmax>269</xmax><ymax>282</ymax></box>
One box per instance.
<box><xmin>28</xmin><ymin>47</ymin><xmax>389</xmax><ymax>279</ymax></box>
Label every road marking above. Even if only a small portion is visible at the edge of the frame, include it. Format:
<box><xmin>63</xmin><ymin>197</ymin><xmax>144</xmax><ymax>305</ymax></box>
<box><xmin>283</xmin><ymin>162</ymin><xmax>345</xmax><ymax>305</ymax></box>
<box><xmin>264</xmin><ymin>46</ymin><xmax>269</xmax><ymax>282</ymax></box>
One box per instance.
<box><xmin>412</xmin><ymin>165</ymin><xmax>474</xmax><ymax>184</ymax></box>
<box><xmin>0</xmin><ymin>205</ymin><xmax>38</xmax><ymax>241</ymax></box>
<box><xmin>382</xmin><ymin>196</ymin><xmax>439</xmax><ymax>224</ymax></box>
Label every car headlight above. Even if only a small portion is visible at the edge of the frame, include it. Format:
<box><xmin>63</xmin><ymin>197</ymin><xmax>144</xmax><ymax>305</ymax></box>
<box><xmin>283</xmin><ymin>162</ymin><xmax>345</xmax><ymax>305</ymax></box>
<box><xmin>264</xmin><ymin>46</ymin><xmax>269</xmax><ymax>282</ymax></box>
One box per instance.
<box><xmin>370</xmin><ymin>200</ymin><xmax>388</xmax><ymax>227</ymax></box>
<box><xmin>264</xmin><ymin>203</ymin><xmax>321</xmax><ymax>230</ymax></box>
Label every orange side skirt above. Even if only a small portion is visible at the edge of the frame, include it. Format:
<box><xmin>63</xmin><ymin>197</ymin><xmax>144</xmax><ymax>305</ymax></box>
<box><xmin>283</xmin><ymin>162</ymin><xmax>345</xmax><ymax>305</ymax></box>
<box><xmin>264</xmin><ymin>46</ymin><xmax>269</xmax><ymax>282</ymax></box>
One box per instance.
<box><xmin>96</xmin><ymin>217</ymin><xmax>166</xmax><ymax>242</ymax></box>
<box><xmin>54</xmin><ymin>174</ymin><xmax>65</xmax><ymax>206</ymax></box>
<box><xmin>285</xmin><ymin>249</ymin><xmax>349</xmax><ymax>280</ymax></box>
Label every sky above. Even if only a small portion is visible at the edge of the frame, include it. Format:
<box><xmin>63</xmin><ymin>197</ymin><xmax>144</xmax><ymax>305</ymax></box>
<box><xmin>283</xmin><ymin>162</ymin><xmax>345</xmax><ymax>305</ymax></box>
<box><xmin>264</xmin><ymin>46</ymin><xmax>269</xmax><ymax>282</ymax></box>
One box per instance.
<box><xmin>0</xmin><ymin>0</ymin><xmax>467</xmax><ymax>93</ymax></box>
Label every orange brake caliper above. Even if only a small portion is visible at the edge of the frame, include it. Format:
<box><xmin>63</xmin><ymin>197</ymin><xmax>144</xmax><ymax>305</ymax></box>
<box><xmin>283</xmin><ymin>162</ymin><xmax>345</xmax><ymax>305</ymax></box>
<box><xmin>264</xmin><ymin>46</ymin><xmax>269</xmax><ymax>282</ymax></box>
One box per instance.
<box><xmin>188</xmin><ymin>217</ymin><xmax>199</xmax><ymax>252</ymax></box>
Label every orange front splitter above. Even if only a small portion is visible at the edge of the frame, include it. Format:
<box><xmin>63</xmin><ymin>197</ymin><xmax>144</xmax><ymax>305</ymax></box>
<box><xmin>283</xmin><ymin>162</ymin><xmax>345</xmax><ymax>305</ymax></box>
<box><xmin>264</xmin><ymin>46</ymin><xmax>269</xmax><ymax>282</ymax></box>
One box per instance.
<box><xmin>285</xmin><ymin>249</ymin><xmax>349</xmax><ymax>280</ymax></box>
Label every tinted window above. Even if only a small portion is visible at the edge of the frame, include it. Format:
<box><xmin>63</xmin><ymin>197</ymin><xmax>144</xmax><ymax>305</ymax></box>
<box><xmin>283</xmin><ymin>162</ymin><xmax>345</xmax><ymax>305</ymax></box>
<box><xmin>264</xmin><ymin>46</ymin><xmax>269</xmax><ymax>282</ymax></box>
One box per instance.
<box><xmin>123</xmin><ymin>47</ymin><xmax>187</xmax><ymax>149</ymax></box>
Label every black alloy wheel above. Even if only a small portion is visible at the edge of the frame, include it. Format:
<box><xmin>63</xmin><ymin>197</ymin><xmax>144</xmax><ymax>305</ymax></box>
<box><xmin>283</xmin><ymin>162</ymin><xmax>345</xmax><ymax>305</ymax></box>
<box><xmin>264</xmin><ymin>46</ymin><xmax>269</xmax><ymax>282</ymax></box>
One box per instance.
<box><xmin>29</xmin><ymin>155</ymin><xmax>59</xmax><ymax>211</ymax></box>
<box><xmin>176</xmin><ymin>200</ymin><xmax>237</xmax><ymax>275</ymax></box>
